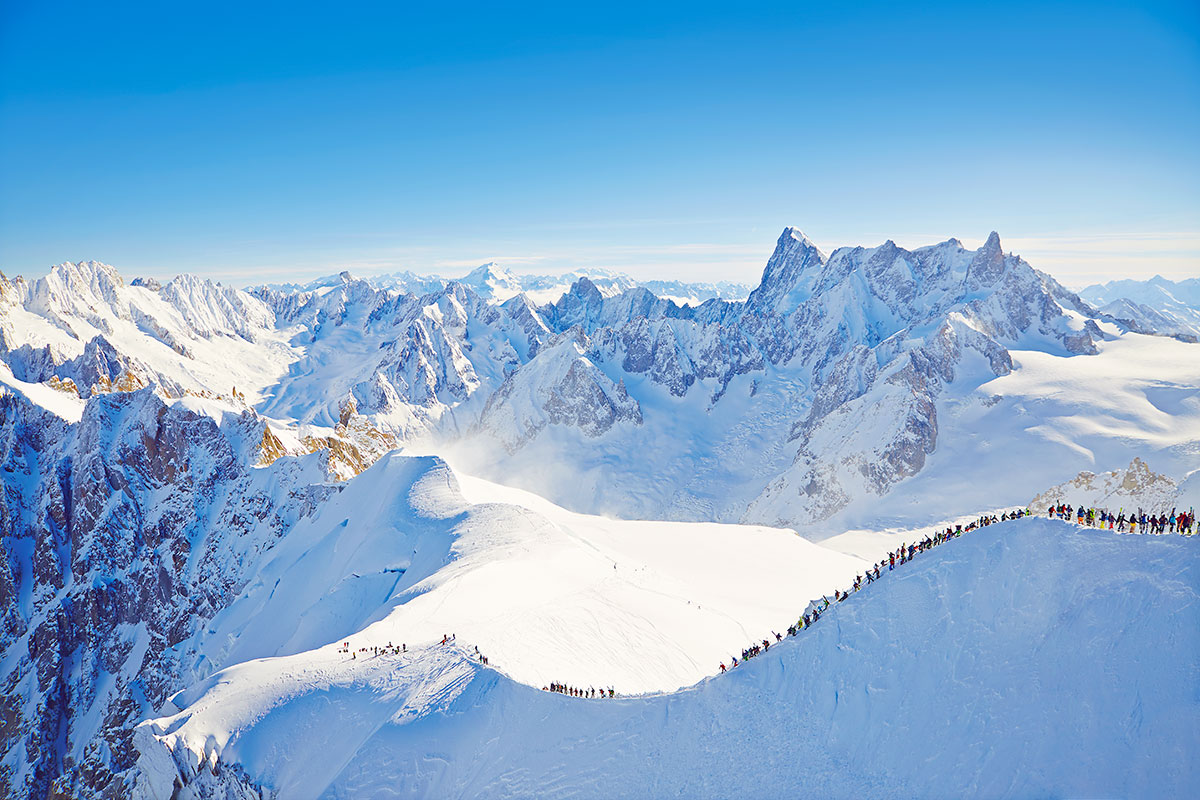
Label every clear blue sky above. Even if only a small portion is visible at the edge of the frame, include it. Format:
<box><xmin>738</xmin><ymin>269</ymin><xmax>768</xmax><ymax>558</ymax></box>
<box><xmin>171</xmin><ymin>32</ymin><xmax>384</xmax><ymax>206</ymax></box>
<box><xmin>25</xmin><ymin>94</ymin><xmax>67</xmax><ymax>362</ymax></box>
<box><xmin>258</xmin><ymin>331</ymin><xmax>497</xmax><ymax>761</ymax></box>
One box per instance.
<box><xmin>2</xmin><ymin>0</ymin><xmax>1197</xmax><ymax>287</ymax></box>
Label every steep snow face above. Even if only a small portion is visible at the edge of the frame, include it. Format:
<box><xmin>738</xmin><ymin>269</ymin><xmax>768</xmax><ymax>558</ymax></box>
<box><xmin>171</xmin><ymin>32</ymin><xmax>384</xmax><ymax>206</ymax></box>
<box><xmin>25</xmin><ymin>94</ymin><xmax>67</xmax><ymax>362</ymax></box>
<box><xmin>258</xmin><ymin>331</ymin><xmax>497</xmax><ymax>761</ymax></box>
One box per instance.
<box><xmin>251</xmin><ymin>279</ymin><xmax>541</xmax><ymax>436</ymax></box>
<box><xmin>134</xmin><ymin>518</ymin><xmax>1200</xmax><ymax>800</ymax></box>
<box><xmin>475</xmin><ymin>331</ymin><xmax>642</xmax><ymax>451</ymax></box>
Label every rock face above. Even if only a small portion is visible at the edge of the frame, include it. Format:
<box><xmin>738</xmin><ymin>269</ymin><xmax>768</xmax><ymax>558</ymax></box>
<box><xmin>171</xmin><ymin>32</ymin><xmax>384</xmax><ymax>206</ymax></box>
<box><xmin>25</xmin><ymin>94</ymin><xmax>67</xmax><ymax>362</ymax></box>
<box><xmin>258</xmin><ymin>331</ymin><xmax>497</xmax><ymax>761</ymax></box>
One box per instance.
<box><xmin>0</xmin><ymin>387</ymin><xmax>331</xmax><ymax>797</ymax></box>
<box><xmin>1029</xmin><ymin>457</ymin><xmax>1183</xmax><ymax>513</ymax></box>
<box><xmin>488</xmin><ymin>227</ymin><xmax>1104</xmax><ymax>525</ymax></box>
<box><xmin>476</xmin><ymin>331</ymin><xmax>642</xmax><ymax>452</ymax></box>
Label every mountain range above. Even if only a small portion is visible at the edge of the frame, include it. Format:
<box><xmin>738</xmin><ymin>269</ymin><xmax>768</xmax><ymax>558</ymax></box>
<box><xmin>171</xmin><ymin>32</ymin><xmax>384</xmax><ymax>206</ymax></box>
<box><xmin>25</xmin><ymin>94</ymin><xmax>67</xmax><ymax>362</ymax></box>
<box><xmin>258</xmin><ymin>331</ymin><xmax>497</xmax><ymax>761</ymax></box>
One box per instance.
<box><xmin>1078</xmin><ymin>274</ymin><xmax>1200</xmax><ymax>341</ymax></box>
<box><xmin>1</xmin><ymin>228</ymin><xmax>1198</xmax><ymax>797</ymax></box>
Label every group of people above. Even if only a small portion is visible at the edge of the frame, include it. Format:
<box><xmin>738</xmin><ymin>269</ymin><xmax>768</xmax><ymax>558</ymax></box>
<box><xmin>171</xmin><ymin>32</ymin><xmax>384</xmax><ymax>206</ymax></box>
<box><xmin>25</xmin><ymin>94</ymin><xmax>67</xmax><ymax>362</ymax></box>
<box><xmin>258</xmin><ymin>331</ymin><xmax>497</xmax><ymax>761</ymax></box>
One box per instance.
<box><xmin>340</xmin><ymin>641</ymin><xmax>407</xmax><ymax>659</ymax></box>
<box><xmin>1048</xmin><ymin>503</ymin><xmax>1196</xmax><ymax>535</ymax></box>
<box><xmin>546</xmin><ymin>683</ymin><xmax>616</xmax><ymax>698</ymax></box>
<box><xmin>719</xmin><ymin>509</ymin><xmax>1037</xmax><ymax>674</ymax></box>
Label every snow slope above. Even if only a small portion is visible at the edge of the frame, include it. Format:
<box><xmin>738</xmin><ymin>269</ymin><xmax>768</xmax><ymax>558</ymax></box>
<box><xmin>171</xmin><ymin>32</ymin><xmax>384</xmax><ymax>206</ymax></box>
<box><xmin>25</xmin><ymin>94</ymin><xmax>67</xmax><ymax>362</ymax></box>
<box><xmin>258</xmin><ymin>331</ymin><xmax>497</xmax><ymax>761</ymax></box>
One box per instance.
<box><xmin>803</xmin><ymin>331</ymin><xmax>1200</xmax><ymax>533</ymax></box>
<box><xmin>136</xmin><ymin>517</ymin><xmax>1200</xmax><ymax>799</ymax></box>
<box><xmin>174</xmin><ymin>452</ymin><xmax>868</xmax><ymax>699</ymax></box>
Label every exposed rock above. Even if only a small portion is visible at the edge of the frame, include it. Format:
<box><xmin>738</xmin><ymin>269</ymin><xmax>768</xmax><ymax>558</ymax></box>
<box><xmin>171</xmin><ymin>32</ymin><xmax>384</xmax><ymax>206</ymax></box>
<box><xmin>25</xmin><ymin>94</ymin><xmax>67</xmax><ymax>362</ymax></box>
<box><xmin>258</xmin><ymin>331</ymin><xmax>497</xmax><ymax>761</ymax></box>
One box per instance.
<box><xmin>1030</xmin><ymin>457</ymin><xmax>1181</xmax><ymax>512</ymax></box>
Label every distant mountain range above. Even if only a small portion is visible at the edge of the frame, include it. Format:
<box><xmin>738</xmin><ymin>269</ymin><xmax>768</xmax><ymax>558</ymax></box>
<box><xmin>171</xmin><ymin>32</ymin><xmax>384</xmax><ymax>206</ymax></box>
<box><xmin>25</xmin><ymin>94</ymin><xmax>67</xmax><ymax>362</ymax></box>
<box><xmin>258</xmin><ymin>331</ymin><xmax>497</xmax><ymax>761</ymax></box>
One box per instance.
<box><xmin>1079</xmin><ymin>275</ymin><xmax>1200</xmax><ymax>340</ymax></box>
<box><xmin>260</xmin><ymin>263</ymin><xmax>753</xmax><ymax>306</ymax></box>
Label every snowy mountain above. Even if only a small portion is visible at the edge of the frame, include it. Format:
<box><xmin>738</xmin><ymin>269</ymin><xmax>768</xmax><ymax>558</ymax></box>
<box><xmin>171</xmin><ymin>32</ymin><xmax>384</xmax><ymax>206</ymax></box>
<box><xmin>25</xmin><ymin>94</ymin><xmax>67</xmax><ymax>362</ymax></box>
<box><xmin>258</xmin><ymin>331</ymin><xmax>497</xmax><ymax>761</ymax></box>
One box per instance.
<box><xmin>5</xmin><ymin>231</ymin><xmax>1199</xmax><ymax>531</ymax></box>
<box><xmin>2</xmin><ymin>227</ymin><xmax>1199</xmax><ymax>797</ymax></box>
<box><xmin>258</xmin><ymin>265</ymin><xmax>753</xmax><ymax>307</ymax></box>
<box><xmin>1079</xmin><ymin>275</ymin><xmax>1200</xmax><ymax>340</ymax></box>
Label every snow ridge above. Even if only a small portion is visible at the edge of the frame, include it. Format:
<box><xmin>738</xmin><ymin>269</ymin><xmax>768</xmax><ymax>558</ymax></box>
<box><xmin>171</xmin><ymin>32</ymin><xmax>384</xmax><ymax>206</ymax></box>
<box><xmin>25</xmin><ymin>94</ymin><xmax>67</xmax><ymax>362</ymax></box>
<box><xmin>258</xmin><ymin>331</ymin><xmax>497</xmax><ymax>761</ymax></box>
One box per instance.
<box><xmin>135</xmin><ymin>517</ymin><xmax>1200</xmax><ymax>799</ymax></box>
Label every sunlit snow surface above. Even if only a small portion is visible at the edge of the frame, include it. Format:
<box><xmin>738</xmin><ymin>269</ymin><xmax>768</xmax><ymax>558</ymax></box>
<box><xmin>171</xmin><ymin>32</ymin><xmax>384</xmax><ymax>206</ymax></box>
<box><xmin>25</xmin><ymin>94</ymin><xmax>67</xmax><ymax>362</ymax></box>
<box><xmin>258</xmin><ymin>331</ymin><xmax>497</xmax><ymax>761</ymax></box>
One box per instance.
<box><xmin>815</xmin><ymin>333</ymin><xmax>1200</xmax><ymax>533</ymax></box>
<box><xmin>136</xmin><ymin>518</ymin><xmax>1199</xmax><ymax>799</ymax></box>
<box><xmin>172</xmin><ymin>454</ymin><xmax>868</xmax><ymax>697</ymax></box>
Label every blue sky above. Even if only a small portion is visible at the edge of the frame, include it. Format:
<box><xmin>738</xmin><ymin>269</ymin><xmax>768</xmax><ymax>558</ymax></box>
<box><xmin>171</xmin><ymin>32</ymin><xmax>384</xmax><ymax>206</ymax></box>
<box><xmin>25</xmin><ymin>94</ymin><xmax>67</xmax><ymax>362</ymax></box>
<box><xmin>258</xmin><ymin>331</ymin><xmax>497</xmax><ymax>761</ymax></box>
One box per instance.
<box><xmin>2</xmin><ymin>0</ymin><xmax>1197</xmax><ymax>287</ymax></box>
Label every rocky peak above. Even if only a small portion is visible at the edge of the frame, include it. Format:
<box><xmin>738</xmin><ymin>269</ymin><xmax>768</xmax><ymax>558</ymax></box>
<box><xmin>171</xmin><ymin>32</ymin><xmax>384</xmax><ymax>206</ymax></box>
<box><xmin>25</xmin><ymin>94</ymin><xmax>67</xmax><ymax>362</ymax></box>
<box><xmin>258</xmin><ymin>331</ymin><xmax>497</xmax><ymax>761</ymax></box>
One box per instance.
<box><xmin>544</xmin><ymin>277</ymin><xmax>606</xmax><ymax>332</ymax></box>
<box><xmin>964</xmin><ymin>231</ymin><xmax>1006</xmax><ymax>290</ymax></box>
<box><xmin>743</xmin><ymin>227</ymin><xmax>828</xmax><ymax>318</ymax></box>
<box><xmin>25</xmin><ymin>260</ymin><xmax>126</xmax><ymax>323</ymax></box>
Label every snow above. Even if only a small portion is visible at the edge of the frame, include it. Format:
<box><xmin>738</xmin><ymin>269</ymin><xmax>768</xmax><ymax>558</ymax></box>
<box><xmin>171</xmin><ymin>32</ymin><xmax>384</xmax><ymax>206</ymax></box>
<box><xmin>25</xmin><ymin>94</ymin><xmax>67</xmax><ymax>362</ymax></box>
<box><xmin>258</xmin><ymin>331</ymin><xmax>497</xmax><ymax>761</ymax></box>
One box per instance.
<box><xmin>137</xmin><ymin>517</ymin><xmax>1200</xmax><ymax>799</ymax></box>
<box><xmin>183</xmin><ymin>452</ymin><xmax>868</xmax><ymax>697</ymax></box>
<box><xmin>817</xmin><ymin>332</ymin><xmax>1200</xmax><ymax>533</ymax></box>
<box><xmin>2</xmin><ymin>261</ymin><xmax>300</xmax><ymax>405</ymax></box>
<box><xmin>254</xmin><ymin>266</ymin><xmax>752</xmax><ymax>308</ymax></box>
<box><xmin>0</xmin><ymin>360</ymin><xmax>85</xmax><ymax>422</ymax></box>
<box><xmin>6</xmin><ymin>237</ymin><xmax>1200</xmax><ymax>798</ymax></box>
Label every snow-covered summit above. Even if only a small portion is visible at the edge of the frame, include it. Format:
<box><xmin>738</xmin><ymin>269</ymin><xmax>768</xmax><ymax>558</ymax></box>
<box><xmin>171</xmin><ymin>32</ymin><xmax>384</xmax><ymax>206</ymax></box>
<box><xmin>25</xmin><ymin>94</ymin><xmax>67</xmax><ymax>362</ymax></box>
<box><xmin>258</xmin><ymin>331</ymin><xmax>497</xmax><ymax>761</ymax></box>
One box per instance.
<box><xmin>456</xmin><ymin>261</ymin><xmax>525</xmax><ymax>301</ymax></box>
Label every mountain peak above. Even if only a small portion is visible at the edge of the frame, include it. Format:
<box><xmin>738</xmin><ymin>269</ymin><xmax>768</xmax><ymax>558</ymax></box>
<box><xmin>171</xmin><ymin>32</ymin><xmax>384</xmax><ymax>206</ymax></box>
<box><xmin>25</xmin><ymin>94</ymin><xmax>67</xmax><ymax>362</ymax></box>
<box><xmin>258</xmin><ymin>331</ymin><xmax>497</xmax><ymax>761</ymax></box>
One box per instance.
<box><xmin>780</xmin><ymin>226</ymin><xmax>819</xmax><ymax>249</ymax></box>
<box><xmin>458</xmin><ymin>262</ymin><xmax>522</xmax><ymax>300</ymax></box>
<box><xmin>463</xmin><ymin>261</ymin><xmax>515</xmax><ymax>281</ymax></box>
<box><xmin>964</xmin><ymin>231</ymin><xmax>1007</xmax><ymax>289</ymax></box>
<box><xmin>743</xmin><ymin>226</ymin><xmax>828</xmax><ymax>316</ymax></box>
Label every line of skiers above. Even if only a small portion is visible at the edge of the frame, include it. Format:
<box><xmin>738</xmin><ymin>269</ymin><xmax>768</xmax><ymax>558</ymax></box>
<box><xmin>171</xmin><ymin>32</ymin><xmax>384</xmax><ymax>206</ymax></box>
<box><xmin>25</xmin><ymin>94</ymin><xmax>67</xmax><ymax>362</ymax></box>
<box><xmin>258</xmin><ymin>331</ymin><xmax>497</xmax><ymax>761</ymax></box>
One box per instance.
<box><xmin>719</xmin><ymin>509</ymin><xmax>1034</xmax><ymax>675</ymax></box>
<box><xmin>546</xmin><ymin>683</ymin><xmax>616</xmax><ymax>699</ymax></box>
<box><xmin>1047</xmin><ymin>503</ymin><xmax>1196</xmax><ymax>534</ymax></box>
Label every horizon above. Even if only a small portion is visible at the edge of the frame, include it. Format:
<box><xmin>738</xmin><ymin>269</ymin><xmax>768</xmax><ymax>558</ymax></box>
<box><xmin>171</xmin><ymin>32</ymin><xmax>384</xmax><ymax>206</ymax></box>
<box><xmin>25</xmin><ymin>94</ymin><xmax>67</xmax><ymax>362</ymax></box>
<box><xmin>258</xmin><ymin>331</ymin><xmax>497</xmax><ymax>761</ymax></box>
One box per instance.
<box><xmin>6</xmin><ymin>226</ymin><xmax>1193</xmax><ymax>294</ymax></box>
<box><xmin>2</xmin><ymin>1</ymin><xmax>1198</xmax><ymax>287</ymax></box>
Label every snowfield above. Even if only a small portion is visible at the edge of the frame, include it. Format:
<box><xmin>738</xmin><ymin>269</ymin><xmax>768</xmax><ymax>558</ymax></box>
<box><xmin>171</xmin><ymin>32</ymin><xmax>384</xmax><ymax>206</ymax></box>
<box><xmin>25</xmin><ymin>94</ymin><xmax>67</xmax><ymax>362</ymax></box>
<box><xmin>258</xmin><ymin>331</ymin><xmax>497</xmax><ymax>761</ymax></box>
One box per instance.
<box><xmin>176</xmin><ymin>453</ymin><xmax>870</xmax><ymax>698</ymax></box>
<box><xmin>135</xmin><ymin>517</ymin><xmax>1200</xmax><ymax>799</ymax></box>
<box><xmin>811</xmin><ymin>331</ymin><xmax>1200</xmax><ymax>534</ymax></box>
